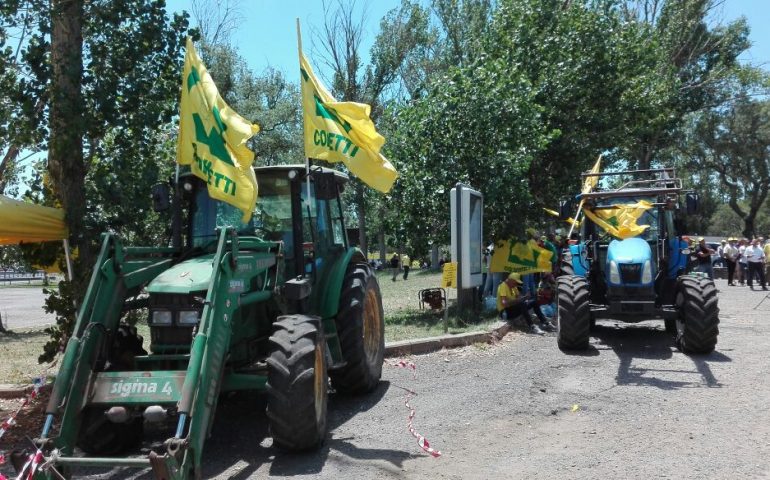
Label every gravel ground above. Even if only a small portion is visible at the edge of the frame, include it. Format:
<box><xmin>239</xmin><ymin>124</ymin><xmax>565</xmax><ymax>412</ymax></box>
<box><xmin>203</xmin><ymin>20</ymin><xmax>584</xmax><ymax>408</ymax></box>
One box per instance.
<box><xmin>3</xmin><ymin>278</ymin><xmax>769</xmax><ymax>479</ymax></box>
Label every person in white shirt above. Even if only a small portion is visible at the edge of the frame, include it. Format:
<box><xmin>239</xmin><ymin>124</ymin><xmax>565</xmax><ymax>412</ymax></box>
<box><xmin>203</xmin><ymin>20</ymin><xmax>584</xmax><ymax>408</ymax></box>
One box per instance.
<box><xmin>723</xmin><ymin>238</ymin><xmax>739</xmax><ymax>286</ymax></box>
<box><xmin>737</xmin><ymin>239</ymin><xmax>749</xmax><ymax>286</ymax></box>
<box><xmin>744</xmin><ymin>238</ymin><xmax>767</xmax><ymax>290</ymax></box>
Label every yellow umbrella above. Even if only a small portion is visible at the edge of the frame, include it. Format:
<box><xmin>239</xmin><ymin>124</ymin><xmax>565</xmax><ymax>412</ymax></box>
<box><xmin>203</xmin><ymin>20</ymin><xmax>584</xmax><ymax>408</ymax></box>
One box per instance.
<box><xmin>0</xmin><ymin>195</ymin><xmax>72</xmax><ymax>279</ymax></box>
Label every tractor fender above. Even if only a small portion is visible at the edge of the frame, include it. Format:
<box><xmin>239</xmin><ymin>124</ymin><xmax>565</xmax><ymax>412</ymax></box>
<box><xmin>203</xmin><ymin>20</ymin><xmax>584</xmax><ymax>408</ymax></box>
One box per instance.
<box><xmin>311</xmin><ymin>247</ymin><xmax>367</xmax><ymax>319</ymax></box>
<box><xmin>568</xmin><ymin>244</ymin><xmax>589</xmax><ymax>277</ymax></box>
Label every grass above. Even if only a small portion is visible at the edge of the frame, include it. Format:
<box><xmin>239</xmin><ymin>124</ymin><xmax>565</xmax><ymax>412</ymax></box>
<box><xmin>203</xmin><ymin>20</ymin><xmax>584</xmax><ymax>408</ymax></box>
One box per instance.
<box><xmin>0</xmin><ymin>329</ymin><xmax>52</xmax><ymax>384</ymax></box>
<box><xmin>376</xmin><ymin>268</ymin><xmax>500</xmax><ymax>342</ymax></box>
<box><xmin>0</xmin><ymin>269</ymin><xmax>498</xmax><ymax>384</ymax></box>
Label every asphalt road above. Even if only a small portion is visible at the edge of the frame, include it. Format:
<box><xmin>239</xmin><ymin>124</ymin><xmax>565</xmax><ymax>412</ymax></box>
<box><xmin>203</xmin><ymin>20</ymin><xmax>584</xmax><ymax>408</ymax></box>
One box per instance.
<box><xmin>18</xmin><ymin>278</ymin><xmax>770</xmax><ymax>479</ymax></box>
<box><xmin>0</xmin><ymin>287</ymin><xmax>56</xmax><ymax>330</ymax></box>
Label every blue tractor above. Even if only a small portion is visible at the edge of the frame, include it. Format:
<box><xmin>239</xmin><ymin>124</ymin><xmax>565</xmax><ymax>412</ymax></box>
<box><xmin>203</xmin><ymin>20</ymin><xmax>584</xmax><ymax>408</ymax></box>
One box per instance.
<box><xmin>557</xmin><ymin>168</ymin><xmax>719</xmax><ymax>353</ymax></box>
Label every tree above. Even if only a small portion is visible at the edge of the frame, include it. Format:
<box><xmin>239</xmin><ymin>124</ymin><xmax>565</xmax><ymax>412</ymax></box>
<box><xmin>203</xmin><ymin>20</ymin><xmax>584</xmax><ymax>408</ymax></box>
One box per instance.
<box><xmin>707</xmin><ymin>202</ymin><xmax>770</xmax><ymax>238</ymax></box>
<box><xmin>1</xmin><ymin>1</ymin><xmax>195</xmax><ymax>361</ymax></box>
<box><xmin>317</xmin><ymin>0</ymin><xmax>432</xmax><ymax>256</ymax></box>
<box><xmin>618</xmin><ymin>0</ymin><xmax>750</xmax><ymax>168</ymax></box>
<box><xmin>683</xmin><ymin>95</ymin><xmax>770</xmax><ymax>238</ymax></box>
<box><xmin>191</xmin><ymin>0</ymin><xmax>302</xmax><ymax>166</ymax></box>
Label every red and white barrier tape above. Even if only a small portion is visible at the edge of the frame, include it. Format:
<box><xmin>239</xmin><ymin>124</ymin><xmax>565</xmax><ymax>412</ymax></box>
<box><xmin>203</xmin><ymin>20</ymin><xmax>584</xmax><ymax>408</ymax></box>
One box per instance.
<box><xmin>387</xmin><ymin>359</ymin><xmax>441</xmax><ymax>458</ymax></box>
<box><xmin>0</xmin><ymin>359</ymin><xmax>56</xmax><ymax>477</ymax></box>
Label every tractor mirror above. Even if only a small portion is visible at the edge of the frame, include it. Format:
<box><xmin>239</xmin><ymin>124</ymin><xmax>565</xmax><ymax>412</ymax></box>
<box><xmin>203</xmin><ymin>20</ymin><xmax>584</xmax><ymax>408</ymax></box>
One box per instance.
<box><xmin>685</xmin><ymin>193</ymin><xmax>699</xmax><ymax>215</ymax></box>
<box><xmin>558</xmin><ymin>199</ymin><xmax>573</xmax><ymax>220</ymax></box>
<box><xmin>151</xmin><ymin>183</ymin><xmax>170</xmax><ymax>212</ymax></box>
<box><xmin>314</xmin><ymin>172</ymin><xmax>338</xmax><ymax>200</ymax></box>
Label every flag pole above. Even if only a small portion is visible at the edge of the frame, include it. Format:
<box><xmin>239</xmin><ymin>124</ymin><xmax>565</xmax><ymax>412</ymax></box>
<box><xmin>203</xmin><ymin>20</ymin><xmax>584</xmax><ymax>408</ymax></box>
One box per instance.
<box><xmin>297</xmin><ymin>18</ymin><xmax>311</xmax><ymax>207</ymax></box>
<box><xmin>567</xmin><ymin>154</ymin><xmax>602</xmax><ymax>239</ymax></box>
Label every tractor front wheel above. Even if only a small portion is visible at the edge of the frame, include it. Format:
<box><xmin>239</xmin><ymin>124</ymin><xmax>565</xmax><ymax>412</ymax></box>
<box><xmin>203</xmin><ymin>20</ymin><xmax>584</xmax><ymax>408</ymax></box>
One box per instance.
<box><xmin>557</xmin><ymin>275</ymin><xmax>591</xmax><ymax>350</ymax></box>
<box><xmin>266</xmin><ymin>314</ymin><xmax>328</xmax><ymax>451</ymax></box>
<box><xmin>330</xmin><ymin>263</ymin><xmax>385</xmax><ymax>395</ymax></box>
<box><xmin>675</xmin><ymin>276</ymin><xmax>719</xmax><ymax>354</ymax></box>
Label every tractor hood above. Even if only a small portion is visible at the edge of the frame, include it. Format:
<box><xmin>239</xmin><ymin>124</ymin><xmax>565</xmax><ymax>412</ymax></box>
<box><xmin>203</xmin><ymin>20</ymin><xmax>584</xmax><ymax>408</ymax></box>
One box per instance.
<box><xmin>147</xmin><ymin>254</ymin><xmax>215</xmax><ymax>294</ymax></box>
<box><xmin>606</xmin><ymin>238</ymin><xmax>651</xmax><ymax>264</ymax></box>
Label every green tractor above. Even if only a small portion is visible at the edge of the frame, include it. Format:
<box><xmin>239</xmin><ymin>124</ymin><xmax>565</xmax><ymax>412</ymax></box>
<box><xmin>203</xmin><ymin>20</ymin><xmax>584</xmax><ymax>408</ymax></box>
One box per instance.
<box><xmin>26</xmin><ymin>165</ymin><xmax>385</xmax><ymax>479</ymax></box>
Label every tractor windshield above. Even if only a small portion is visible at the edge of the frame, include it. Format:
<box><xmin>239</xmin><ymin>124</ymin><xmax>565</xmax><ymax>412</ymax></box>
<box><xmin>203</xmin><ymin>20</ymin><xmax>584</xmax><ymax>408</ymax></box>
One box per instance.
<box><xmin>591</xmin><ymin>196</ymin><xmax>659</xmax><ymax>242</ymax></box>
<box><xmin>190</xmin><ymin>175</ymin><xmax>293</xmax><ymax>247</ymax></box>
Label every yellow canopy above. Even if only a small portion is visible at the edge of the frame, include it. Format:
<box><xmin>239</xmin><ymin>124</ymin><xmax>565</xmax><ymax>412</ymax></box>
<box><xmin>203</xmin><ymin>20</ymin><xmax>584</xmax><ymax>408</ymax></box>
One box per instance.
<box><xmin>0</xmin><ymin>195</ymin><xmax>68</xmax><ymax>245</ymax></box>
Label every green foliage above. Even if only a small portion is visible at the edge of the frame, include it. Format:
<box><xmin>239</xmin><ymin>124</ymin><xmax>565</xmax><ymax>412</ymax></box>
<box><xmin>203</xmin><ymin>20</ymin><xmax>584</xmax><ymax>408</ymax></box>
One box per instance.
<box><xmin>707</xmin><ymin>202</ymin><xmax>770</xmax><ymax>238</ymax></box>
<box><xmin>200</xmin><ymin>42</ymin><xmax>303</xmax><ymax>165</ymax></box>
<box><xmin>386</xmin><ymin>0</ymin><xmax>754</xmax><ymax>253</ymax></box>
<box><xmin>40</xmin><ymin>272</ymin><xmax>83</xmax><ymax>362</ymax></box>
<box><xmin>677</xmin><ymin>93</ymin><xmax>770</xmax><ymax>238</ymax></box>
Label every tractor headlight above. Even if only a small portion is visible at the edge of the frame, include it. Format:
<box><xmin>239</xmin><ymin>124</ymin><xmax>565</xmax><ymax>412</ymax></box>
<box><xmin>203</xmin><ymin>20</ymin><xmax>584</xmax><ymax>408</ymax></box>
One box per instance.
<box><xmin>609</xmin><ymin>260</ymin><xmax>621</xmax><ymax>284</ymax></box>
<box><xmin>178</xmin><ymin>310</ymin><xmax>200</xmax><ymax>326</ymax></box>
<box><xmin>150</xmin><ymin>310</ymin><xmax>172</xmax><ymax>326</ymax></box>
<box><xmin>641</xmin><ymin>260</ymin><xmax>652</xmax><ymax>284</ymax></box>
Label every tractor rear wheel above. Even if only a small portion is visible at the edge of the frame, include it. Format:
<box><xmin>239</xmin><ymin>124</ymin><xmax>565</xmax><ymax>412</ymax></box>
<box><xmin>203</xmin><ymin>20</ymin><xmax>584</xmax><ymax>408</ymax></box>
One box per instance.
<box><xmin>329</xmin><ymin>263</ymin><xmax>385</xmax><ymax>395</ymax></box>
<box><xmin>266</xmin><ymin>314</ymin><xmax>328</xmax><ymax>451</ymax></box>
<box><xmin>557</xmin><ymin>275</ymin><xmax>591</xmax><ymax>350</ymax></box>
<box><xmin>675</xmin><ymin>276</ymin><xmax>719</xmax><ymax>354</ymax></box>
<box><xmin>76</xmin><ymin>407</ymin><xmax>143</xmax><ymax>455</ymax></box>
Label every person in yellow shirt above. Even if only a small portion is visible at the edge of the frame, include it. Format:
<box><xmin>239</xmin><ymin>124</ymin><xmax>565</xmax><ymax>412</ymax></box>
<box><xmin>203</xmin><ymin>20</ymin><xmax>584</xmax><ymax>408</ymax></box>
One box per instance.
<box><xmin>497</xmin><ymin>272</ymin><xmax>555</xmax><ymax>335</ymax></box>
<box><xmin>401</xmin><ymin>253</ymin><xmax>411</xmax><ymax>280</ymax></box>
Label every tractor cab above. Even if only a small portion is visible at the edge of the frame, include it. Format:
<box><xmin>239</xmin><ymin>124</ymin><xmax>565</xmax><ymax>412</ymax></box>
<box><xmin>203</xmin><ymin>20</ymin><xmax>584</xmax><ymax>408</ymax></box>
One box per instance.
<box><xmin>179</xmin><ymin>165</ymin><xmax>349</xmax><ymax>279</ymax></box>
<box><xmin>145</xmin><ymin>165</ymin><xmax>351</xmax><ymax>356</ymax></box>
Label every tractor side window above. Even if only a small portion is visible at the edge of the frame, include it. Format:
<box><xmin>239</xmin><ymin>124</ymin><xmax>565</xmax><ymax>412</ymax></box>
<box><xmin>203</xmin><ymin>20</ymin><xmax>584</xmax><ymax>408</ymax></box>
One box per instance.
<box><xmin>252</xmin><ymin>177</ymin><xmax>294</xmax><ymax>272</ymax></box>
<box><xmin>330</xmin><ymin>196</ymin><xmax>346</xmax><ymax>247</ymax></box>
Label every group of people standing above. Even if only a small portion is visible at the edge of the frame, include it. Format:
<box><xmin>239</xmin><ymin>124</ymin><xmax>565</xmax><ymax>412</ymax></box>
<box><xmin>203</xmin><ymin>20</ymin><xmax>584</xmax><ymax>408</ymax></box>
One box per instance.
<box><xmin>717</xmin><ymin>237</ymin><xmax>769</xmax><ymax>290</ymax></box>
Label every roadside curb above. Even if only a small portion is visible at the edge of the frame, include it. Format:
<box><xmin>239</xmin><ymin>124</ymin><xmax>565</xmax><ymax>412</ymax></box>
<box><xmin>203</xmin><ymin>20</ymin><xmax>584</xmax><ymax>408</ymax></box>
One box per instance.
<box><xmin>0</xmin><ymin>323</ymin><xmax>517</xmax><ymax>397</ymax></box>
<box><xmin>384</xmin><ymin>321</ymin><xmax>513</xmax><ymax>357</ymax></box>
<box><xmin>0</xmin><ymin>384</ymin><xmax>32</xmax><ymax>400</ymax></box>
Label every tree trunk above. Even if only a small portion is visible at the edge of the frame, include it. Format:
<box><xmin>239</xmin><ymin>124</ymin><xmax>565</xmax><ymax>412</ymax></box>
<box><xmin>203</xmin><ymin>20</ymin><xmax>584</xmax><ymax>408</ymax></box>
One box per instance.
<box><xmin>49</xmin><ymin>0</ymin><xmax>89</xmax><ymax>270</ymax></box>
<box><xmin>431</xmin><ymin>243</ymin><xmax>439</xmax><ymax>270</ymax></box>
<box><xmin>742</xmin><ymin>215</ymin><xmax>755</xmax><ymax>240</ymax></box>
<box><xmin>0</xmin><ymin>146</ymin><xmax>20</xmax><ymax>194</ymax></box>
<box><xmin>355</xmin><ymin>181</ymin><xmax>367</xmax><ymax>256</ymax></box>
<box><xmin>378</xmin><ymin>228</ymin><xmax>386</xmax><ymax>263</ymax></box>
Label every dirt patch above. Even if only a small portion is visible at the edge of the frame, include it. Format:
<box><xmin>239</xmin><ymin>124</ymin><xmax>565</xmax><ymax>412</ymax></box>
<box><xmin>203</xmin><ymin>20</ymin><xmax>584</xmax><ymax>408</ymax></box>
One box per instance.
<box><xmin>0</xmin><ymin>386</ymin><xmax>50</xmax><ymax>460</ymax></box>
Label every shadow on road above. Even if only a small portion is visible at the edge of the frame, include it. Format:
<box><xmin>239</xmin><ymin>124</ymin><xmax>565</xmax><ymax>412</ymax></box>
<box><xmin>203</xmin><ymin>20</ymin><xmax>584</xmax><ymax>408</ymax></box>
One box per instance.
<box><xmin>194</xmin><ymin>379</ymin><xmax>415</xmax><ymax>479</ymax></box>
<box><xmin>591</xmin><ymin>321</ymin><xmax>730</xmax><ymax>390</ymax></box>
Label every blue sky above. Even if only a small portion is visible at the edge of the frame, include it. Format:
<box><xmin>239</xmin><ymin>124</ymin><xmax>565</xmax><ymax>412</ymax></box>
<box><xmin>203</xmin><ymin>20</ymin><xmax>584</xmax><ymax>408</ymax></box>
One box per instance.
<box><xmin>165</xmin><ymin>0</ymin><xmax>770</xmax><ymax>79</ymax></box>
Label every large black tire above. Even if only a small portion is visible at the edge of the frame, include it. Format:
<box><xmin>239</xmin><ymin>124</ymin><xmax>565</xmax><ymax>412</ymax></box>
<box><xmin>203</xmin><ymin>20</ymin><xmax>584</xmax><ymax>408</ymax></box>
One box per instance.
<box><xmin>76</xmin><ymin>407</ymin><xmax>143</xmax><ymax>455</ymax></box>
<box><xmin>675</xmin><ymin>276</ymin><xmax>719</xmax><ymax>354</ymax></box>
<box><xmin>266</xmin><ymin>314</ymin><xmax>328</xmax><ymax>451</ymax></box>
<box><xmin>559</xmin><ymin>260</ymin><xmax>575</xmax><ymax>277</ymax></box>
<box><xmin>329</xmin><ymin>263</ymin><xmax>385</xmax><ymax>394</ymax></box>
<box><xmin>556</xmin><ymin>275</ymin><xmax>591</xmax><ymax>350</ymax></box>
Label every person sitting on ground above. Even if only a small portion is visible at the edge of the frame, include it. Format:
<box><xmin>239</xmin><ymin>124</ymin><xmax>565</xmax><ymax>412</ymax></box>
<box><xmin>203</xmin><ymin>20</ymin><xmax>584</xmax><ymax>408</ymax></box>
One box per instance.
<box><xmin>536</xmin><ymin>273</ymin><xmax>557</xmax><ymax>319</ymax></box>
<box><xmin>497</xmin><ymin>272</ymin><xmax>555</xmax><ymax>335</ymax></box>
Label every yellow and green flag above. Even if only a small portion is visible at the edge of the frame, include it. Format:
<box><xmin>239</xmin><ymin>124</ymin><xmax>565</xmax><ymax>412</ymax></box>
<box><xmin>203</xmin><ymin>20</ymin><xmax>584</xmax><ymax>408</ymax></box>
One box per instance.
<box><xmin>582</xmin><ymin>155</ymin><xmax>603</xmax><ymax>195</ymax></box>
<box><xmin>299</xmin><ymin>50</ymin><xmax>398</xmax><ymax>193</ymax></box>
<box><xmin>176</xmin><ymin>37</ymin><xmax>260</xmax><ymax>222</ymax></box>
<box><xmin>583</xmin><ymin>200</ymin><xmax>652</xmax><ymax>239</ymax></box>
<box><xmin>490</xmin><ymin>239</ymin><xmax>553</xmax><ymax>275</ymax></box>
